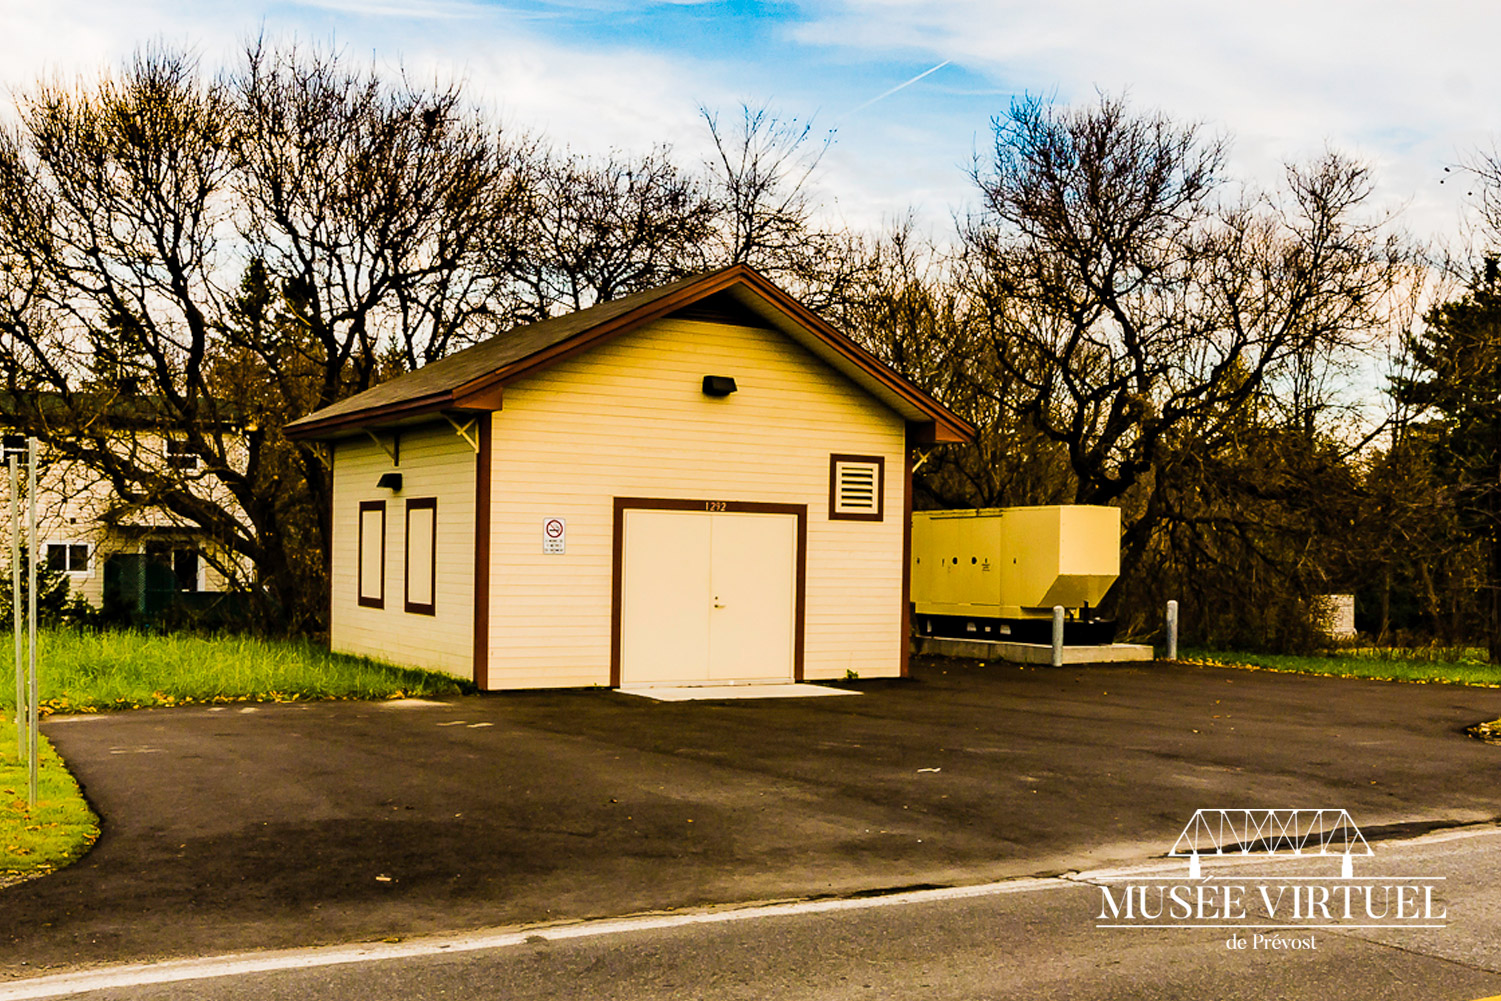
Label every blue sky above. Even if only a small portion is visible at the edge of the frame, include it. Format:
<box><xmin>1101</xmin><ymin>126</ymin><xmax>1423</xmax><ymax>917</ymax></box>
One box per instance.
<box><xmin>0</xmin><ymin>0</ymin><xmax>1494</xmax><ymax>246</ymax></box>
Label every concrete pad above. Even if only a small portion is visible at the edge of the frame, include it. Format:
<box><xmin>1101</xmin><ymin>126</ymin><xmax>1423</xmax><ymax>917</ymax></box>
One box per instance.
<box><xmin>617</xmin><ymin>683</ymin><xmax>859</xmax><ymax>701</ymax></box>
<box><xmin>916</xmin><ymin>638</ymin><xmax>1154</xmax><ymax>663</ymax></box>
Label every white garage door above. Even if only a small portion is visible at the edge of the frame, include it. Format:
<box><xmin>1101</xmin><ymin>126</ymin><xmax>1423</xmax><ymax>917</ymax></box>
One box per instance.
<box><xmin>620</xmin><ymin>509</ymin><xmax>797</xmax><ymax>686</ymax></box>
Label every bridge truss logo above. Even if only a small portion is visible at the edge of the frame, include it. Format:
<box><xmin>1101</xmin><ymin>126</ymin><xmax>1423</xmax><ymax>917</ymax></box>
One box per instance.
<box><xmin>1170</xmin><ymin>809</ymin><xmax>1372</xmax><ymax>879</ymax></box>
<box><xmin>1094</xmin><ymin>808</ymin><xmax>1445</xmax><ymax>949</ymax></box>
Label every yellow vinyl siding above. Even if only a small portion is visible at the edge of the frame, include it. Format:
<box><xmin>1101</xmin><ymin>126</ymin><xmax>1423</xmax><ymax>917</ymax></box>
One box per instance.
<box><xmin>488</xmin><ymin>317</ymin><xmax>906</xmax><ymax>688</ymax></box>
<box><xmin>330</xmin><ymin>424</ymin><xmax>475</xmax><ymax>676</ymax></box>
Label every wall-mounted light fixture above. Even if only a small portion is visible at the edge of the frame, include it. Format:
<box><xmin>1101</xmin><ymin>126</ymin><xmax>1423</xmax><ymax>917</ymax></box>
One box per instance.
<box><xmin>702</xmin><ymin>375</ymin><xmax>738</xmax><ymax>397</ymax></box>
<box><xmin>376</xmin><ymin>472</ymin><xmax>403</xmax><ymax>492</ymax></box>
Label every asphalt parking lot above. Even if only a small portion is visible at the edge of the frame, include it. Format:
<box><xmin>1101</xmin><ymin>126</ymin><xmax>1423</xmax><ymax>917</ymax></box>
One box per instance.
<box><xmin>3</xmin><ymin>655</ymin><xmax>1500</xmax><ymax>974</ymax></box>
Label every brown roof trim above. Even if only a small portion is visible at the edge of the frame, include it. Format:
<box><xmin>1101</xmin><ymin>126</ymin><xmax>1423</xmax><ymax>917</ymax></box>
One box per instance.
<box><xmin>726</xmin><ymin>268</ymin><xmax>976</xmax><ymax>443</ymax></box>
<box><xmin>284</xmin><ymin>390</ymin><xmax>460</xmax><ymax>441</ymax></box>
<box><xmin>286</xmin><ymin>264</ymin><xmax>976</xmax><ymax>444</ymax></box>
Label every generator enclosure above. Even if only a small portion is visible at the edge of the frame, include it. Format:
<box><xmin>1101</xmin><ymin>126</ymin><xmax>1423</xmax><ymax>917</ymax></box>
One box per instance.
<box><xmin>911</xmin><ymin>505</ymin><xmax>1120</xmax><ymax>643</ymax></box>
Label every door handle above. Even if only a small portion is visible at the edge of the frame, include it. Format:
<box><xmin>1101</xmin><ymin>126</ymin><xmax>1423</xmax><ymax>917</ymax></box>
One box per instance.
<box><xmin>713</xmin><ymin>598</ymin><xmax>725</xmax><ymax>608</ymax></box>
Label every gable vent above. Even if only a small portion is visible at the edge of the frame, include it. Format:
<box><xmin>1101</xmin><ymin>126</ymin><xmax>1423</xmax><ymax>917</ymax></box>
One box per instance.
<box><xmin>830</xmin><ymin>454</ymin><xmax>884</xmax><ymax>521</ymax></box>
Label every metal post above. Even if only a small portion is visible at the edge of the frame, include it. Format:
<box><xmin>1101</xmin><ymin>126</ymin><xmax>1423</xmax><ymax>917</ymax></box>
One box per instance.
<box><xmin>1051</xmin><ymin>605</ymin><xmax>1065</xmax><ymax>668</ymax></box>
<box><xmin>26</xmin><ymin>438</ymin><xmax>37</xmax><ymax>808</ymax></box>
<box><xmin>1166</xmin><ymin>599</ymin><xmax>1180</xmax><ymax>661</ymax></box>
<box><xmin>9</xmin><ymin>454</ymin><xmax>19</xmax><ymax>760</ymax></box>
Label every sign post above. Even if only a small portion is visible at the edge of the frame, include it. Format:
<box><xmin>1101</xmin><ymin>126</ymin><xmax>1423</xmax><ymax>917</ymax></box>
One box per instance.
<box><xmin>4</xmin><ymin>435</ymin><xmax>37</xmax><ymax>807</ymax></box>
<box><xmin>26</xmin><ymin>437</ymin><xmax>37</xmax><ymax>807</ymax></box>
<box><xmin>8</xmin><ymin>451</ymin><xmax>18</xmax><ymax>760</ymax></box>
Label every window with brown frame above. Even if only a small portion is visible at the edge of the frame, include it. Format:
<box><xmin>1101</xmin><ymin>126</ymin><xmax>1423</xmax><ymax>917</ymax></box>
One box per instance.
<box><xmin>358</xmin><ymin>500</ymin><xmax>386</xmax><ymax>608</ymax></box>
<box><xmin>404</xmin><ymin>497</ymin><xmax>437</xmax><ymax>616</ymax></box>
<box><xmin>828</xmin><ymin>454</ymin><xmax>884</xmax><ymax>521</ymax></box>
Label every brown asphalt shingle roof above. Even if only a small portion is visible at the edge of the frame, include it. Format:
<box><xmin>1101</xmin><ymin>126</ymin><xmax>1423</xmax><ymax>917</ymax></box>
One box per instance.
<box><xmin>286</xmin><ymin>271</ymin><xmax>712</xmax><ymax>432</ymax></box>
<box><xmin>284</xmin><ymin>264</ymin><xmax>975</xmax><ymax>443</ymax></box>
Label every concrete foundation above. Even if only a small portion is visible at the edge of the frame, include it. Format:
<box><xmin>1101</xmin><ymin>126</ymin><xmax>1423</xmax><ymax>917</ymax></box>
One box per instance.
<box><xmin>916</xmin><ymin>637</ymin><xmax>1156</xmax><ymax>664</ymax></box>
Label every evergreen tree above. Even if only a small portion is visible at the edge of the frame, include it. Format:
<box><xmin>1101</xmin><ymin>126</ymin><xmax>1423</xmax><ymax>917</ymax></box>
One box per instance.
<box><xmin>1396</xmin><ymin>258</ymin><xmax>1501</xmax><ymax>661</ymax></box>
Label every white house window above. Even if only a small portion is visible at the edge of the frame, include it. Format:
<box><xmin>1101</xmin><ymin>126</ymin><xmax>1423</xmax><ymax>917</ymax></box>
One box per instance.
<box><xmin>46</xmin><ymin>542</ymin><xmax>91</xmax><ymax>575</ymax></box>
<box><xmin>358</xmin><ymin>500</ymin><xmax>386</xmax><ymax>608</ymax></box>
<box><xmin>166</xmin><ymin>439</ymin><xmax>199</xmax><ymax>470</ymax></box>
<box><xmin>829</xmin><ymin>454</ymin><xmax>884</xmax><ymax>521</ymax></box>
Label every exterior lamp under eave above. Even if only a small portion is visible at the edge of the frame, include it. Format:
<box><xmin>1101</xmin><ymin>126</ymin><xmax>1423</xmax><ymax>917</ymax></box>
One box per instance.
<box><xmin>702</xmin><ymin>376</ymin><xmax>737</xmax><ymax>397</ymax></box>
<box><xmin>376</xmin><ymin>472</ymin><xmax>403</xmax><ymax>492</ymax></box>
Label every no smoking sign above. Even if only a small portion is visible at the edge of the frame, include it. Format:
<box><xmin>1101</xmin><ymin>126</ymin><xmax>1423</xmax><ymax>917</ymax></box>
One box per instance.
<box><xmin>542</xmin><ymin>517</ymin><xmax>566</xmax><ymax>554</ymax></box>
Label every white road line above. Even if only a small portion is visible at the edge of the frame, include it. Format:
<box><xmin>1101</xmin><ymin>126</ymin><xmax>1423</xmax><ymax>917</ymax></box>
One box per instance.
<box><xmin>0</xmin><ymin>877</ymin><xmax>1064</xmax><ymax>1000</ymax></box>
<box><xmin>5</xmin><ymin>820</ymin><xmax>1496</xmax><ymax>999</ymax></box>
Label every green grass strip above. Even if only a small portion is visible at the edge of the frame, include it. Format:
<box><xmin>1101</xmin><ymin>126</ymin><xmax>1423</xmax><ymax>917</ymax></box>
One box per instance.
<box><xmin>0</xmin><ymin>628</ymin><xmax>473</xmax><ymax>716</ymax></box>
<box><xmin>1181</xmin><ymin>647</ymin><xmax>1501</xmax><ymax>687</ymax></box>
<box><xmin>0</xmin><ymin>717</ymin><xmax>99</xmax><ymax>880</ymax></box>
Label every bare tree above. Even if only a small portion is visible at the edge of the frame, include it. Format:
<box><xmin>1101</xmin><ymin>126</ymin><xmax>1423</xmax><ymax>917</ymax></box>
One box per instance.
<box><xmin>697</xmin><ymin>103</ymin><xmax>874</xmax><ymax>310</ymax></box>
<box><xmin>961</xmin><ymin>95</ymin><xmax>1407</xmax><ymax>634</ymax></box>
<box><xmin>506</xmin><ymin>146</ymin><xmax>716</xmax><ymax>319</ymax></box>
<box><xmin>966</xmin><ymin>95</ymin><xmax>1403</xmax><ymax>505</ymax></box>
<box><xmin>836</xmin><ymin>217</ymin><xmax>1071</xmax><ymax>508</ymax></box>
<box><xmin>702</xmin><ymin>105</ymin><xmax>826</xmax><ymax>268</ymax></box>
<box><xmin>0</xmin><ymin>44</ymin><xmax>531</xmax><ymax>630</ymax></box>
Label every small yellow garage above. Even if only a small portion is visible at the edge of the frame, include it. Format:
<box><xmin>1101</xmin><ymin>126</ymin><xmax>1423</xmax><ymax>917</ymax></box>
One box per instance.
<box><xmin>285</xmin><ymin>264</ymin><xmax>974</xmax><ymax>690</ymax></box>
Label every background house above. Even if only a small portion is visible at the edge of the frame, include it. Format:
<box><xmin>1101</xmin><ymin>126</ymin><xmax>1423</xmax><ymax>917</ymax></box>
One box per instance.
<box><xmin>287</xmin><ymin>264</ymin><xmax>973</xmax><ymax>690</ymax></box>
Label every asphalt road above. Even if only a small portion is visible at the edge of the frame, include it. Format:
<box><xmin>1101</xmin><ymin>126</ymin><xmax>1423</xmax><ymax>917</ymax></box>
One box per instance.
<box><xmin>8</xmin><ymin>824</ymin><xmax>1501</xmax><ymax>1000</ymax></box>
<box><xmin>3</xmin><ymin>656</ymin><xmax>1500</xmax><ymax>979</ymax></box>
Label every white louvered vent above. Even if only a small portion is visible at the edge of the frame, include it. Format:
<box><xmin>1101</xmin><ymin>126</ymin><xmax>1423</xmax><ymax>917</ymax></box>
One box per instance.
<box><xmin>832</xmin><ymin>456</ymin><xmax>883</xmax><ymax>520</ymax></box>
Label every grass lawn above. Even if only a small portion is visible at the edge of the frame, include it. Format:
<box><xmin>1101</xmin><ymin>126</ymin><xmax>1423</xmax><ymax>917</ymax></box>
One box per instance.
<box><xmin>0</xmin><ymin>716</ymin><xmax>99</xmax><ymax>881</ymax></box>
<box><xmin>1181</xmin><ymin>647</ymin><xmax>1501</xmax><ymax>688</ymax></box>
<box><xmin>0</xmin><ymin>628</ymin><xmax>473</xmax><ymax>716</ymax></box>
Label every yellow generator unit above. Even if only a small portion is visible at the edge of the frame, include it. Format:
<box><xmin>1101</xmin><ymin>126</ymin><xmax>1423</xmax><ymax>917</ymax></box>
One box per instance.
<box><xmin>911</xmin><ymin>505</ymin><xmax>1120</xmax><ymax>644</ymax></box>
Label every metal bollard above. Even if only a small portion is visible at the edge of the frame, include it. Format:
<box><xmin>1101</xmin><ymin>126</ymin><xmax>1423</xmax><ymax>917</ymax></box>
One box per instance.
<box><xmin>1051</xmin><ymin>605</ymin><xmax>1065</xmax><ymax>667</ymax></box>
<box><xmin>1166</xmin><ymin>600</ymin><xmax>1179</xmax><ymax>660</ymax></box>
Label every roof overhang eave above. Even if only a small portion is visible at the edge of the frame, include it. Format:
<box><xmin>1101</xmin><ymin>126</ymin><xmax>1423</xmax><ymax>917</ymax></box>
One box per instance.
<box><xmin>282</xmin><ymin>391</ymin><xmax>462</xmax><ymax>441</ymax></box>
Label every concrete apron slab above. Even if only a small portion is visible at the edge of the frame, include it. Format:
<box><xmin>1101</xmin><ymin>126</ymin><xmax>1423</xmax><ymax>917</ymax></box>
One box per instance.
<box><xmin>617</xmin><ymin>683</ymin><xmax>859</xmax><ymax>701</ymax></box>
<box><xmin>917</xmin><ymin>638</ymin><xmax>1154</xmax><ymax>663</ymax></box>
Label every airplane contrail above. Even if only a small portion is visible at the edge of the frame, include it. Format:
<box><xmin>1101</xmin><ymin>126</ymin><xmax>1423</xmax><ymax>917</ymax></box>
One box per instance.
<box><xmin>844</xmin><ymin>59</ymin><xmax>953</xmax><ymax>118</ymax></box>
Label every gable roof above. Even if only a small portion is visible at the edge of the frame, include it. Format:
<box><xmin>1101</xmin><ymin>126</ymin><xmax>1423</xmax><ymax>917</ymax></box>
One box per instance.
<box><xmin>284</xmin><ymin>264</ymin><xmax>975</xmax><ymax>444</ymax></box>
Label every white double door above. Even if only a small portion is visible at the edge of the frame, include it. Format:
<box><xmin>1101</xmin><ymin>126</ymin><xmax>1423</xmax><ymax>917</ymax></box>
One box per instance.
<box><xmin>620</xmin><ymin>509</ymin><xmax>797</xmax><ymax>686</ymax></box>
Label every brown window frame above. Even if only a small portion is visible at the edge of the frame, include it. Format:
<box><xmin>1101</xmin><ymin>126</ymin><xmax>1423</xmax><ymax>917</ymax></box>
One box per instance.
<box><xmin>404</xmin><ymin>497</ymin><xmax>437</xmax><ymax>616</ymax></box>
<box><xmin>828</xmin><ymin>453</ymin><xmax>885</xmax><ymax>522</ymax></box>
<box><xmin>358</xmin><ymin>500</ymin><xmax>386</xmax><ymax>609</ymax></box>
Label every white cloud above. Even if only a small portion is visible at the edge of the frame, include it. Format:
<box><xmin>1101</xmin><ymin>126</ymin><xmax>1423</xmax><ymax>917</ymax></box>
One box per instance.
<box><xmin>0</xmin><ymin>0</ymin><xmax>727</xmax><ymax>153</ymax></box>
<box><xmin>0</xmin><ymin>0</ymin><xmax>1488</xmax><ymax>247</ymax></box>
<box><xmin>793</xmin><ymin>0</ymin><xmax>1498</xmax><ymax>241</ymax></box>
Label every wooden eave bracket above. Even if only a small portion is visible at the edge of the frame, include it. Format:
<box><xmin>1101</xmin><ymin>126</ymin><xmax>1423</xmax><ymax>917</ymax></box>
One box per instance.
<box><xmin>363</xmin><ymin>430</ymin><xmax>397</xmax><ymax>462</ymax></box>
<box><xmin>305</xmin><ymin>442</ymin><xmax>332</xmax><ymax>469</ymax></box>
<box><xmin>443</xmin><ymin>413</ymin><xmax>481</xmax><ymax>453</ymax></box>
